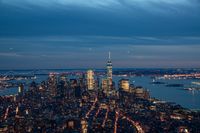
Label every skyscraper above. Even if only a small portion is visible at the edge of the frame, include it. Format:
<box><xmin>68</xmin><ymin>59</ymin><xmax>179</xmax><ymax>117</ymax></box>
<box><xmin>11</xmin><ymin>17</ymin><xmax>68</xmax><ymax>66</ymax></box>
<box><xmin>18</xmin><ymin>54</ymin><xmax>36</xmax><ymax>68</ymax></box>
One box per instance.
<box><xmin>87</xmin><ymin>70</ymin><xmax>95</xmax><ymax>90</ymax></box>
<box><xmin>101</xmin><ymin>78</ymin><xmax>108</xmax><ymax>92</ymax></box>
<box><xmin>48</xmin><ymin>73</ymin><xmax>57</xmax><ymax>97</ymax></box>
<box><xmin>107</xmin><ymin>52</ymin><xmax>112</xmax><ymax>91</ymax></box>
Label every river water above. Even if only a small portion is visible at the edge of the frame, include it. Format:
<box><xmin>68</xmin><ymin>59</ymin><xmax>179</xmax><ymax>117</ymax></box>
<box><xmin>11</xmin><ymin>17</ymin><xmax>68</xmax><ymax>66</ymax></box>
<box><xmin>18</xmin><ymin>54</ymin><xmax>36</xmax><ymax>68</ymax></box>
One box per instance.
<box><xmin>0</xmin><ymin>70</ymin><xmax>200</xmax><ymax>109</ymax></box>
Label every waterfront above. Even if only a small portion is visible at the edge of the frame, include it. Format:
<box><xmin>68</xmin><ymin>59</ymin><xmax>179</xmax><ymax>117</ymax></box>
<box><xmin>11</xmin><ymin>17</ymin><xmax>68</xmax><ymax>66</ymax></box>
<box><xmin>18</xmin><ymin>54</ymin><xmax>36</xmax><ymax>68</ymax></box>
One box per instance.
<box><xmin>0</xmin><ymin>69</ymin><xmax>200</xmax><ymax>109</ymax></box>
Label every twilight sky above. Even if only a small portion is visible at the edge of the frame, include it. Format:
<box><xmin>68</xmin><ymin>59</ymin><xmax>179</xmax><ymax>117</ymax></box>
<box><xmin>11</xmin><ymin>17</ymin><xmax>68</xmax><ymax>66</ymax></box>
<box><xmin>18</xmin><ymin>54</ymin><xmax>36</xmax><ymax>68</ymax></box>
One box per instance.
<box><xmin>0</xmin><ymin>0</ymin><xmax>200</xmax><ymax>69</ymax></box>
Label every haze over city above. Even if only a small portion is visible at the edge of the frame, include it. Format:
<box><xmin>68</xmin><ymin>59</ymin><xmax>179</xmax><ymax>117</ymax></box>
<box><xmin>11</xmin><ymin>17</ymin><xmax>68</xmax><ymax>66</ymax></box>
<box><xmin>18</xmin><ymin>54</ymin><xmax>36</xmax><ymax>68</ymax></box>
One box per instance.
<box><xmin>0</xmin><ymin>0</ymin><xmax>200</xmax><ymax>69</ymax></box>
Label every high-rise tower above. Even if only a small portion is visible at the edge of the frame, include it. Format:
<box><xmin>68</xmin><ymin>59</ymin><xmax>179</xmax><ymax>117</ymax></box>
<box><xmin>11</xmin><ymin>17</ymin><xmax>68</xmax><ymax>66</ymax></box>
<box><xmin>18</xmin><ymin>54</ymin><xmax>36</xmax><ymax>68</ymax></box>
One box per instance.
<box><xmin>87</xmin><ymin>69</ymin><xmax>95</xmax><ymax>90</ymax></box>
<box><xmin>107</xmin><ymin>52</ymin><xmax>112</xmax><ymax>90</ymax></box>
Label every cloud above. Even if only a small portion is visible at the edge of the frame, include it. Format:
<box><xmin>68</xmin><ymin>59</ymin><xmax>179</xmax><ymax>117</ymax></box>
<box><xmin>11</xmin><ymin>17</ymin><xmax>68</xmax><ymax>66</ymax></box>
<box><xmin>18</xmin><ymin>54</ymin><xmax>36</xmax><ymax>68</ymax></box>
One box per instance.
<box><xmin>0</xmin><ymin>0</ymin><xmax>194</xmax><ymax>7</ymax></box>
<box><xmin>0</xmin><ymin>52</ymin><xmax>21</xmax><ymax>57</ymax></box>
<box><xmin>0</xmin><ymin>37</ymin><xmax>200</xmax><ymax>69</ymax></box>
<box><xmin>1</xmin><ymin>0</ymin><xmax>199</xmax><ymax>13</ymax></box>
<box><xmin>0</xmin><ymin>1</ymin><xmax>200</xmax><ymax>69</ymax></box>
<box><xmin>1</xmin><ymin>0</ymin><xmax>199</xmax><ymax>37</ymax></box>
<box><xmin>0</xmin><ymin>0</ymin><xmax>120</xmax><ymax>10</ymax></box>
<box><xmin>1</xmin><ymin>36</ymin><xmax>200</xmax><ymax>47</ymax></box>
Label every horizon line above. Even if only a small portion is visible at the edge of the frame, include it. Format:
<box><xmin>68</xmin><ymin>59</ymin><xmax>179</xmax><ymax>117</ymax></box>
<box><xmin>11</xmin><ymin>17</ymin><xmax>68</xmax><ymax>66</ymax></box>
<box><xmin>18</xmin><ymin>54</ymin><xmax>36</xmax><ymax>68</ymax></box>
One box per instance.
<box><xmin>0</xmin><ymin>67</ymin><xmax>199</xmax><ymax>71</ymax></box>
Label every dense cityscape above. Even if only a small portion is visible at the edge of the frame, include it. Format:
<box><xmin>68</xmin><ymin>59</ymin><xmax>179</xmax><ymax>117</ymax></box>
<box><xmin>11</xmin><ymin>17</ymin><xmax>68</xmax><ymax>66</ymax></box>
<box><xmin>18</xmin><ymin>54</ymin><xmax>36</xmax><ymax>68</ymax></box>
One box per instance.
<box><xmin>1</xmin><ymin>0</ymin><xmax>200</xmax><ymax>132</ymax></box>
<box><xmin>0</xmin><ymin>53</ymin><xmax>200</xmax><ymax>133</ymax></box>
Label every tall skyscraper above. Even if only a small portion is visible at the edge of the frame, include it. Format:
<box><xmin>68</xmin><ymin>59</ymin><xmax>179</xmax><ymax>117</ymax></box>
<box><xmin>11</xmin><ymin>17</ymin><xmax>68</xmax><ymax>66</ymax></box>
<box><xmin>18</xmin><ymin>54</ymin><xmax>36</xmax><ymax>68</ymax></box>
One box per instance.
<box><xmin>107</xmin><ymin>52</ymin><xmax>112</xmax><ymax>91</ymax></box>
<box><xmin>87</xmin><ymin>70</ymin><xmax>95</xmax><ymax>90</ymax></box>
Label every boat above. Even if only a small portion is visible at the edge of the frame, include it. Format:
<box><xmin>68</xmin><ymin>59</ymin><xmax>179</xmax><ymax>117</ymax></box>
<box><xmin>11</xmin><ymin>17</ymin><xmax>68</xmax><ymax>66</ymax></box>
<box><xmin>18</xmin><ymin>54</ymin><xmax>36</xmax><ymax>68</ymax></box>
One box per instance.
<box><xmin>192</xmin><ymin>82</ymin><xmax>200</xmax><ymax>86</ymax></box>
<box><xmin>184</xmin><ymin>88</ymin><xmax>194</xmax><ymax>91</ymax></box>
<box><xmin>166</xmin><ymin>84</ymin><xmax>184</xmax><ymax>87</ymax></box>
<box><xmin>184</xmin><ymin>87</ymin><xmax>200</xmax><ymax>91</ymax></box>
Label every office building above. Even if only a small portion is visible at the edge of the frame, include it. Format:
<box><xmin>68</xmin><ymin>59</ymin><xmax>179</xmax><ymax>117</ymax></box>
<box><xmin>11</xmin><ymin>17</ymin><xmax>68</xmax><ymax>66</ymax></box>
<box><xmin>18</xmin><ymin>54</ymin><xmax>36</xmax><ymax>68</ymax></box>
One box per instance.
<box><xmin>87</xmin><ymin>70</ymin><xmax>95</xmax><ymax>90</ymax></box>
<box><xmin>107</xmin><ymin>52</ymin><xmax>112</xmax><ymax>90</ymax></box>
<box><xmin>18</xmin><ymin>83</ymin><xmax>24</xmax><ymax>94</ymax></box>
<box><xmin>119</xmin><ymin>79</ymin><xmax>130</xmax><ymax>92</ymax></box>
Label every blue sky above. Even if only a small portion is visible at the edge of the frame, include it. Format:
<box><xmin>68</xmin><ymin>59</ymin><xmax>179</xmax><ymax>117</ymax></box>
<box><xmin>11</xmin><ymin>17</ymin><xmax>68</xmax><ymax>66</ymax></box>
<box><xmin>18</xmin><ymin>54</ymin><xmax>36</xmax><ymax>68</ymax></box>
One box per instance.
<box><xmin>0</xmin><ymin>0</ymin><xmax>200</xmax><ymax>69</ymax></box>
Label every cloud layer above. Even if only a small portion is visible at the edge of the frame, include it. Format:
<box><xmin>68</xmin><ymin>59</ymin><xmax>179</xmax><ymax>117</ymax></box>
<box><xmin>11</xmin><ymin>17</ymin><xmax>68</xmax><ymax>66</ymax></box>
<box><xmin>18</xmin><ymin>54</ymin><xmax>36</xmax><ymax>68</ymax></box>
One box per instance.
<box><xmin>1</xmin><ymin>0</ymin><xmax>199</xmax><ymax>18</ymax></box>
<box><xmin>0</xmin><ymin>35</ymin><xmax>200</xmax><ymax>69</ymax></box>
<box><xmin>1</xmin><ymin>0</ymin><xmax>197</xmax><ymax>8</ymax></box>
<box><xmin>0</xmin><ymin>0</ymin><xmax>200</xmax><ymax>68</ymax></box>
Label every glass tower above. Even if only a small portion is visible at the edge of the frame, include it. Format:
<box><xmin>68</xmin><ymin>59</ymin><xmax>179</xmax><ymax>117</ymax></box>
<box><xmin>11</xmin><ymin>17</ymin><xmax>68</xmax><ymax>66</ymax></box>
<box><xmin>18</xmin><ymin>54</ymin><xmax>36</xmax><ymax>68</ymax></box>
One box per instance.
<box><xmin>107</xmin><ymin>52</ymin><xmax>112</xmax><ymax>91</ymax></box>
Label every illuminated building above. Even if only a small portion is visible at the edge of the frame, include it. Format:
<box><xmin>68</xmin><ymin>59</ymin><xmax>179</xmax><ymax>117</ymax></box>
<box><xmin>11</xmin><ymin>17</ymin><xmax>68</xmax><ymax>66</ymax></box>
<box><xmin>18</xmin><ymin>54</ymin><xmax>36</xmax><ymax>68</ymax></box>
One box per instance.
<box><xmin>134</xmin><ymin>87</ymin><xmax>150</xmax><ymax>99</ymax></box>
<box><xmin>81</xmin><ymin>119</ymin><xmax>88</xmax><ymax>133</ymax></box>
<box><xmin>48</xmin><ymin>73</ymin><xmax>57</xmax><ymax>97</ymax></box>
<box><xmin>87</xmin><ymin>70</ymin><xmax>95</xmax><ymax>90</ymax></box>
<box><xmin>107</xmin><ymin>52</ymin><xmax>112</xmax><ymax>90</ymax></box>
<box><xmin>15</xmin><ymin>106</ymin><xmax>19</xmax><ymax>116</ymax></box>
<box><xmin>101</xmin><ymin>78</ymin><xmax>108</xmax><ymax>91</ymax></box>
<box><xmin>119</xmin><ymin>79</ymin><xmax>130</xmax><ymax>92</ymax></box>
<box><xmin>18</xmin><ymin>83</ymin><xmax>24</xmax><ymax>94</ymax></box>
<box><xmin>101</xmin><ymin>52</ymin><xmax>116</xmax><ymax>96</ymax></box>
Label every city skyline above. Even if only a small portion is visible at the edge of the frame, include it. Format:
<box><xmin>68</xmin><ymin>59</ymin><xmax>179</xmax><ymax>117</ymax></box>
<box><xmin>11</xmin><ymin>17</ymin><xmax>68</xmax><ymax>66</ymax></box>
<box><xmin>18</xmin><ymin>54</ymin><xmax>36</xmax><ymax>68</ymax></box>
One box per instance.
<box><xmin>1</xmin><ymin>1</ymin><xmax>200</xmax><ymax>132</ymax></box>
<box><xmin>0</xmin><ymin>0</ymin><xmax>200</xmax><ymax>69</ymax></box>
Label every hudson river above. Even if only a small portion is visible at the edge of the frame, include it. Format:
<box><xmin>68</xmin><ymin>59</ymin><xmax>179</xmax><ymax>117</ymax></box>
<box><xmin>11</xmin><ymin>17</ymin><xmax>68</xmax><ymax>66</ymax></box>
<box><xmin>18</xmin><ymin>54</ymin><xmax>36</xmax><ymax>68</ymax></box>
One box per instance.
<box><xmin>0</xmin><ymin>69</ymin><xmax>200</xmax><ymax>109</ymax></box>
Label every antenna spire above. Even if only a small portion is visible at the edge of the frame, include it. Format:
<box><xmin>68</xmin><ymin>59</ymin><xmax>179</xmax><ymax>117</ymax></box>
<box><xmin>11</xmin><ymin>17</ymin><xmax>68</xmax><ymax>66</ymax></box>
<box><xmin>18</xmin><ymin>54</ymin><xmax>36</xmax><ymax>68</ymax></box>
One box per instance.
<box><xmin>109</xmin><ymin>51</ymin><xmax>111</xmax><ymax>60</ymax></box>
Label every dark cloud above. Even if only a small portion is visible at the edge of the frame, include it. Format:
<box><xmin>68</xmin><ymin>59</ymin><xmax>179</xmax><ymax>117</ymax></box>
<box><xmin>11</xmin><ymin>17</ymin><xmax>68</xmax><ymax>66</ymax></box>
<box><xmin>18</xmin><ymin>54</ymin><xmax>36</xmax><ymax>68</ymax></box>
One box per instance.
<box><xmin>0</xmin><ymin>0</ymin><xmax>200</xmax><ymax>36</ymax></box>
